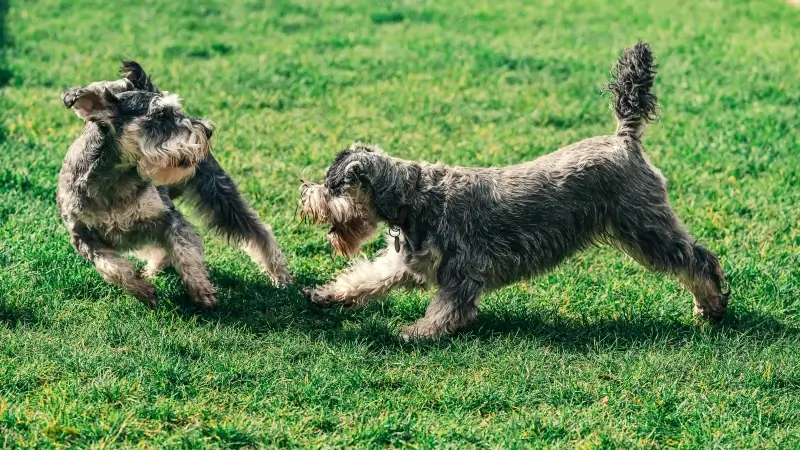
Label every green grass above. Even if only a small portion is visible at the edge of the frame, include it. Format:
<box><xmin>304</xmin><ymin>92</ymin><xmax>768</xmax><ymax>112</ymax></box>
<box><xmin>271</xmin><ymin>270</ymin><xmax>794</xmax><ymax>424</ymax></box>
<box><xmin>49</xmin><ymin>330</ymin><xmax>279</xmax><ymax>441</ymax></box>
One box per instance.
<box><xmin>1</xmin><ymin>0</ymin><xmax>799</xmax><ymax>447</ymax></box>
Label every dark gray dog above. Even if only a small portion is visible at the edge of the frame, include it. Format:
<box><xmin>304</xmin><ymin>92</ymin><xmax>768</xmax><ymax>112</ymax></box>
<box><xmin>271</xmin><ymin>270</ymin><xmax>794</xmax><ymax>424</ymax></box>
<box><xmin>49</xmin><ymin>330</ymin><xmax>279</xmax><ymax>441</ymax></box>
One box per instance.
<box><xmin>299</xmin><ymin>42</ymin><xmax>729</xmax><ymax>340</ymax></box>
<box><xmin>57</xmin><ymin>62</ymin><xmax>291</xmax><ymax>309</ymax></box>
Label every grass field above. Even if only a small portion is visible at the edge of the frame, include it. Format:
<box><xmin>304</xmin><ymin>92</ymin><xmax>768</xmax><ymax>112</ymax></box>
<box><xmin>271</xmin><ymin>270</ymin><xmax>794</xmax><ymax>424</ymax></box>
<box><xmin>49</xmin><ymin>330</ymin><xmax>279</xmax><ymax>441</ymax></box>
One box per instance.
<box><xmin>1</xmin><ymin>0</ymin><xmax>800</xmax><ymax>447</ymax></box>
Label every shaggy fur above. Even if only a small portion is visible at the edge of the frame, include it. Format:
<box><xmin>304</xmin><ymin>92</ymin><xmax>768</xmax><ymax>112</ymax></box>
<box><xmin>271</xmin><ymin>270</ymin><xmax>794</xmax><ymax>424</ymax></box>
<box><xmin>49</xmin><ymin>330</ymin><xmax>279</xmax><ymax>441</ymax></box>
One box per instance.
<box><xmin>300</xmin><ymin>42</ymin><xmax>729</xmax><ymax>340</ymax></box>
<box><xmin>58</xmin><ymin>62</ymin><xmax>291</xmax><ymax>309</ymax></box>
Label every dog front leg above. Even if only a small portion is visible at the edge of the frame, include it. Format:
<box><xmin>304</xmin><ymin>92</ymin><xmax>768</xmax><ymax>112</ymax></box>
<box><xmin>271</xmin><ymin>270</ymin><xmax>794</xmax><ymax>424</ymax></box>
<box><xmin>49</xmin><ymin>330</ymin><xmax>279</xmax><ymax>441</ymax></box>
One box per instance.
<box><xmin>71</xmin><ymin>231</ymin><xmax>158</xmax><ymax>308</ymax></box>
<box><xmin>304</xmin><ymin>249</ymin><xmax>420</xmax><ymax>308</ymax></box>
<box><xmin>401</xmin><ymin>278</ymin><xmax>483</xmax><ymax>340</ymax></box>
<box><xmin>182</xmin><ymin>157</ymin><xmax>293</xmax><ymax>287</ymax></box>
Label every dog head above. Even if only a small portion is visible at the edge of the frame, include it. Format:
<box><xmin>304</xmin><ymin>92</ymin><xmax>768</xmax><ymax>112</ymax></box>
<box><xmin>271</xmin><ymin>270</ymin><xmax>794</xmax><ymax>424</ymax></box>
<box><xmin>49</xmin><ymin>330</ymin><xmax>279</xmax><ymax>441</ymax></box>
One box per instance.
<box><xmin>300</xmin><ymin>180</ymin><xmax>378</xmax><ymax>258</ymax></box>
<box><xmin>299</xmin><ymin>143</ymin><xmax>419</xmax><ymax>257</ymax></box>
<box><xmin>61</xmin><ymin>62</ymin><xmax>213</xmax><ymax>185</ymax></box>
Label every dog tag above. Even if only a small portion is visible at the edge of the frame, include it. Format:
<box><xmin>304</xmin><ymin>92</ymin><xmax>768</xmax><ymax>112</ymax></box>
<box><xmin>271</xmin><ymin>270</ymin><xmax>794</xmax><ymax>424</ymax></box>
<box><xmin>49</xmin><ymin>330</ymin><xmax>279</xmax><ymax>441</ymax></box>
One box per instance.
<box><xmin>389</xmin><ymin>226</ymin><xmax>401</xmax><ymax>252</ymax></box>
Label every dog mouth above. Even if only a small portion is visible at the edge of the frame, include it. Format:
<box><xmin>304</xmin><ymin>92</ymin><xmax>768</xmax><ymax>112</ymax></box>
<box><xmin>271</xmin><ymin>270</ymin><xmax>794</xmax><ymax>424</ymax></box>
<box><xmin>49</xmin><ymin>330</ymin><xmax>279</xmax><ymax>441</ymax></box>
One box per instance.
<box><xmin>326</xmin><ymin>218</ymin><xmax>371</xmax><ymax>237</ymax></box>
<box><xmin>325</xmin><ymin>217</ymin><xmax>378</xmax><ymax>258</ymax></box>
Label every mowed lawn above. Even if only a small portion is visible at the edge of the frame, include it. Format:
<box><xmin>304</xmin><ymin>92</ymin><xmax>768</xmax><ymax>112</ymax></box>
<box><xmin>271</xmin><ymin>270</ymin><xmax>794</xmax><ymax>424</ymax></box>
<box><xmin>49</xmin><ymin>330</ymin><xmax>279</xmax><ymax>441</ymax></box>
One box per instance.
<box><xmin>1</xmin><ymin>0</ymin><xmax>799</xmax><ymax>447</ymax></box>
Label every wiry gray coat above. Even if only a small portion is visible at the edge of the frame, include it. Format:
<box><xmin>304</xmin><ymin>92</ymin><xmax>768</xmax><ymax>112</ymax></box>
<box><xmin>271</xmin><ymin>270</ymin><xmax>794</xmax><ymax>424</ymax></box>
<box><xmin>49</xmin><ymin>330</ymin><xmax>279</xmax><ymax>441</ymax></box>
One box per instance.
<box><xmin>300</xmin><ymin>43</ymin><xmax>729</xmax><ymax>339</ymax></box>
<box><xmin>57</xmin><ymin>62</ymin><xmax>291</xmax><ymax>309</ymax></box>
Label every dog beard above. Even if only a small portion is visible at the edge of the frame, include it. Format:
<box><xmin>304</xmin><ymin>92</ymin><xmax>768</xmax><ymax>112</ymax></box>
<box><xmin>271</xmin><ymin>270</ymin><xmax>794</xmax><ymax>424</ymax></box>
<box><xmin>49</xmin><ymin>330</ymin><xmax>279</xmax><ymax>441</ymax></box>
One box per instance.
<box><xmin>300</xmin><ymin>182</ymin><xmax>378</xmax><ymax>257</ymax></box>
<box><xmin>124</xmin><ymin>121</ymin><xmax>211</xmax><ymax>186</ymax></box>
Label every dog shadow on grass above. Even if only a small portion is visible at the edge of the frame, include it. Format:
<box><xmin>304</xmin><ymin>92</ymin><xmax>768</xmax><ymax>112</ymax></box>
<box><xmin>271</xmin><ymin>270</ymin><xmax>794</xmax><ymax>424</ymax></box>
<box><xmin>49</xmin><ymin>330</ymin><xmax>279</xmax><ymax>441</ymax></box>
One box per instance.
<box><xmin>0</xmin><ymin>303</ymin><xmax>39</xmax><ymax>328</ymax></box>
<box><xmin>361</xmin><ymin>306</ymin><xmax>797</xmax><ymax>355</ymax></box>
<box><xmin>9</xmin><ymin>250</ymin><xmax>796</xmax><ymax>356</ymax></box>
<box><xmin>181</xmin><ymin>268</ymin><xmax>800</xmax><ymax>354</ymax></box>
<box><xmin>463</xmin><ymin>306</ymin><xmax>797</xmax><ymax>350</ymax></box>
<box><xmin>170</xmin><ymin>267</ymin><xmax>356</xmax><ymax>333</ymax></box>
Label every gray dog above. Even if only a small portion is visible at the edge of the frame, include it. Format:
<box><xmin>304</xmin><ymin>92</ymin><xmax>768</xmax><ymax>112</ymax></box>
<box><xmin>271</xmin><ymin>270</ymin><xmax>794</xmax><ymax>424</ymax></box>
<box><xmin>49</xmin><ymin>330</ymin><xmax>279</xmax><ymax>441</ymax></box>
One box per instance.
<box><xmin>299</xmin><ymin>42</ymin><xmax>729</xmax><ymax>340</ymax></box>
<box><xmin>57</xmin><ymin>62</ymin><xmax>291</xmax><ymax>309</ymax></box>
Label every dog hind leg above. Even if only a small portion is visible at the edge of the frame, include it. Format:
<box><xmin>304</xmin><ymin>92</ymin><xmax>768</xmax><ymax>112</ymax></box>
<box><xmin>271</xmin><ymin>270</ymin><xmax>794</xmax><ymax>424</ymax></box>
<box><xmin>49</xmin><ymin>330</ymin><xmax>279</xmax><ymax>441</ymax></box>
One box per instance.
<box><xmin>612</xmin><ymin>198</ymin><xmax>729</xmax><ymax>322</ymax></box>
<box><xmin>161</xmin><ymin>215</ymin><xmax>218</xmax><ymax>309</ymax></box>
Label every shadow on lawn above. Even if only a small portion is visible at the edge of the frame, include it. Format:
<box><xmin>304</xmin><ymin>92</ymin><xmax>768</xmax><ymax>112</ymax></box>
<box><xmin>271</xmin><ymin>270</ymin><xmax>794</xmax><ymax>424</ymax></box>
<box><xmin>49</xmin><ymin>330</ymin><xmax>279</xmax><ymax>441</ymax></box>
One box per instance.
<box><xmin>38</xmin><ymin>246</ymin><xmax>797</xmax><ymax>354</ymax></box>
<box><xmin>0</xmin><ymin>303</ymin><xmax>38</xmax><ymax>327</ymax></box>
<box><xmin>364</xmin><ymin>306</ymin><xmax>798</xmax><ymax>354</ymax></box>
<box><xmin>466</xmin><ymin>306</ymin><xmax>798</xmax><ymax>349</ymax></box>
<box><xmin>196</xmin><ymin>267</ymin><xmax>800</xmax><ymax>353</ymax></box>
<box><xmin>196</xmin><ymin>268</ymin><xmax>354</xmax><ymax>330</ymax></box>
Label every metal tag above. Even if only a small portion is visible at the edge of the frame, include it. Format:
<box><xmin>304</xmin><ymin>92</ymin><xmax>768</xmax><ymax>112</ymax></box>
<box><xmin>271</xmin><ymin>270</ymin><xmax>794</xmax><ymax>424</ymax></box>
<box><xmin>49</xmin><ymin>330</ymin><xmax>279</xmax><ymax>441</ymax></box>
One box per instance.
<box><xmin>389</xmin><ymin>226</ymin><xmax>401</xmax><ymax>252</ymax></box>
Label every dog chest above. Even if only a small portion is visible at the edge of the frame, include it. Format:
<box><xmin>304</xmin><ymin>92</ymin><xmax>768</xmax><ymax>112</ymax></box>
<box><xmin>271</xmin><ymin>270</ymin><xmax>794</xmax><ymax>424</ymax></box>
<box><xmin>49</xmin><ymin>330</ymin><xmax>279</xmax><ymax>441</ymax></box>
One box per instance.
<box><xmin>80</xmin><ymin>186</ymin><xmax>167</xmax><ymax>233</ymax></box>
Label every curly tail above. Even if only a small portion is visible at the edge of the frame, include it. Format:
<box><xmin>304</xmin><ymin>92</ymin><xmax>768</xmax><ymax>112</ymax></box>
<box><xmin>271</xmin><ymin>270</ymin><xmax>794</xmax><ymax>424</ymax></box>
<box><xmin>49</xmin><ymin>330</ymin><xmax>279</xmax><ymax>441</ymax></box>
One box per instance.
<box><xmin>604</xmin><ymin>42</ymin><xmax>659</xmax><ymax>140</ymax></box>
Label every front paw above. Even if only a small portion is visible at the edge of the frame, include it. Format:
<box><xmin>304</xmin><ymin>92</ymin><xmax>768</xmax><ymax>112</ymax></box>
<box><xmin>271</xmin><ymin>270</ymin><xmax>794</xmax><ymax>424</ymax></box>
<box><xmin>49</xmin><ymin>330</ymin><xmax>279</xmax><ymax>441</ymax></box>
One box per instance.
<box><xmin>302</xmin><ymin>286</ymin><xmax>332</xmax><ymax>306</ymax></box>
<box><xmin>302</xmin><ymin>286</ymin><xmax>361</xmax><ymax>308</ymax></box>
<box><xmin>400</xmin><ymin>322</ymin><xmax>443</xmax><ymax>341</ymax></box>
<box><xmin>693</xmin><ymin>291</ymin><xmax>729</xmax><ymax>325</ymax></box>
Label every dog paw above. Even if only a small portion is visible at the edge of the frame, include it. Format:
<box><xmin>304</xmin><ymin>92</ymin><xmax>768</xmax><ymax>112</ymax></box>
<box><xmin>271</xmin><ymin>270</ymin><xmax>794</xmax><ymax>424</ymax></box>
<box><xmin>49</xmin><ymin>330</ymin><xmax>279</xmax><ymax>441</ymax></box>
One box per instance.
<box><xmin>693</xmin><ymin>304</ymin><xmax>726</xmax><ymax>324</ymax></box>
<box><xmin>132</xmin><ymin>282</ymin><xmax>158</xmax><ymax>309</ymax></box>
<box><xmin>187</xmin><ymin>284</ymin><xmax>218</xmax><ymax>309</ymax></box>
<box><xmin>270</xmin><ymin>267</ymin><xmax>294</xmax><ymax>288</ymax></box>
<box><xmin>400</xmin><ymin>323</ymin><xmax>442</xmax><ymax>341</ymax></box>
<box><xmin>302</xmin><ymin>286</ymin><xmax>343</xmax><ymax>307</ymax></box>
<box><xmin>693</xmin><ymin>293</ymin><xmax>729</xmax><ymax>324</ymax></box>
<box><xmin>61</xmin><ymin>86</ymin><xmax>84</xmax><ymax>108</ymax></box>
<box><xmin>302</xmin><ymin>286</ymin><xmax>360</xmax><ymax>309</ymax></box>
<box><xmin>302</xmin><ymin>286</ymin><xmax>329</xmax><ymax>306</ymax></box>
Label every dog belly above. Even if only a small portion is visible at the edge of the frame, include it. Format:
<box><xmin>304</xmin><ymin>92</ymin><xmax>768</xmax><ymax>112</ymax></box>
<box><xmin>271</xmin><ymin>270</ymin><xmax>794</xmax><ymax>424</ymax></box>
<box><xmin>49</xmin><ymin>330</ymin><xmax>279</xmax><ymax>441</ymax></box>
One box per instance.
<box><xmin>479</xmin><ymin>224</ymin><xmax>595</xmax><ymax>289</ymax></box>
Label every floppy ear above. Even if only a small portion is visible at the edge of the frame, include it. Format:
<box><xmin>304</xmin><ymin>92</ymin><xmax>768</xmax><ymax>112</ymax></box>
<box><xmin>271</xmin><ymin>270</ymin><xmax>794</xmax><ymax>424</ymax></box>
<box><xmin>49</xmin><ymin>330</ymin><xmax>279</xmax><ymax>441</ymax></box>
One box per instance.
<box><xmin>61</xmin><ymin>87</ymin><xmax>118</xmax><ymax>121</ymax></box>
<box><xmin>342</xmin><ymin>160</ymin><xmax>365</xmax><ymax>185</ymax></box>
<box><xmin>120</xmin><ymin>60</ymin><xmax>159</xmax><ymax>92</ymax></box>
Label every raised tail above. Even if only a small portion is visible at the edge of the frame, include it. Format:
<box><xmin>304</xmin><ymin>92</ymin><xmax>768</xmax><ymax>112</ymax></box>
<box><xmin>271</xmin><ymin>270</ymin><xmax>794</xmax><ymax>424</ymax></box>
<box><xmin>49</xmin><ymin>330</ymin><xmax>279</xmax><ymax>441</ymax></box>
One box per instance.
<box><xmin>604</xmin><ymin>42</ymin><xmax>659</xmax><ymax>139</ymax></box>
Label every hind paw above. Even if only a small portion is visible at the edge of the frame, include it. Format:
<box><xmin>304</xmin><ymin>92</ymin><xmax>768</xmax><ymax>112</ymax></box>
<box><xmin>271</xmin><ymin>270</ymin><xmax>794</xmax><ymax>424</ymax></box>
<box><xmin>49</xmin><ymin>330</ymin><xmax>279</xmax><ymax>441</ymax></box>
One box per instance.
<box><xmin>187</xmin><ymin>284</ymin><xmax>218</xmax><ymax>309</ymax></box>
<box><xmin>694</xmin><ymin>292</ymin><xmax>728</xmax><ymax>324</ymax></box>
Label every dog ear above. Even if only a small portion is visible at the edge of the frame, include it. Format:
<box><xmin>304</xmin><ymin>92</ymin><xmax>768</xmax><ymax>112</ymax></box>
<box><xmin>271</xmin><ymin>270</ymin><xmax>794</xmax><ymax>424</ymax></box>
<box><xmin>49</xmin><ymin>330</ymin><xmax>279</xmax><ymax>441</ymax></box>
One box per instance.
<box><xmin>342</xmin><ymin>161</ymin><xmax>365</xmax><ymax>185</ymax></box>
<box><xmin>120</xmin><ymin>60</ymin><xmax>159</xmax><ymax>92</ymax></box>
<box><xmin>61</xmin><ymin>87</ymin><xmax>119</xmax><ymax>121</ymax></box>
